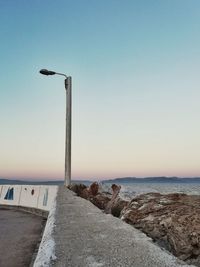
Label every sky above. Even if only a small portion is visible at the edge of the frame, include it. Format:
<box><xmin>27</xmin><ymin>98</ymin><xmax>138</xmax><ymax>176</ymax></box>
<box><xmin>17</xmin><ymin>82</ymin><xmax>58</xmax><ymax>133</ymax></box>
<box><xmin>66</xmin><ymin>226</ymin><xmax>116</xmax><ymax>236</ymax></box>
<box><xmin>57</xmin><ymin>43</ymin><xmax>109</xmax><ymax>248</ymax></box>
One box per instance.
<box><xmin>0</xmin><ymin>0</ymin><xmax>200</xmax><ymax>181</ymax></box>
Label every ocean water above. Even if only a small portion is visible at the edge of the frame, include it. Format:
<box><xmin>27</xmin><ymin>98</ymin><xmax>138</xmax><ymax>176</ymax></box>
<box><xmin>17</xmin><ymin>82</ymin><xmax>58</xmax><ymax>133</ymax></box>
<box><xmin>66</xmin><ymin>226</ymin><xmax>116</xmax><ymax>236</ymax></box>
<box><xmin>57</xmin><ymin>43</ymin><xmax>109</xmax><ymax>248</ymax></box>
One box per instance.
<box><xmin>103</xmin><ymin>182</ymin><xmax>200</xmax><ymax>200</ymax></box>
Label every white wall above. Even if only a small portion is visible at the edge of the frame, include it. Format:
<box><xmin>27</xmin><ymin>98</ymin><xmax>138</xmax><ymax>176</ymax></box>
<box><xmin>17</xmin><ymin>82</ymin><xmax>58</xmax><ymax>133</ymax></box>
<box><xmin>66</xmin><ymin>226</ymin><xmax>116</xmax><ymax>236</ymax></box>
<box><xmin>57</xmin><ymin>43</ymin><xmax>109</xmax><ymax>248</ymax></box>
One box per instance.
<box><xmin>0</xmin><ymin>185</ymin><xmax>58</xmax><ymax>211</ymax></box>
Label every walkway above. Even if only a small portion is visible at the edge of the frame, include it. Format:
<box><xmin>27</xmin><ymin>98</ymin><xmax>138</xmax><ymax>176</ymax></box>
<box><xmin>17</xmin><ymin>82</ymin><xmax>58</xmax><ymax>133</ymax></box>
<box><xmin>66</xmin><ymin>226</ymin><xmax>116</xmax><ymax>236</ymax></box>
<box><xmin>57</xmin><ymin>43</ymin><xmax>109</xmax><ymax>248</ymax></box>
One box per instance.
<box><xmin>52</xmin><ymin>187</ymin><xmax>192</xmax><ymax>267</ymax></box>
<box><xmin>0</xmin><ymin>208</ymin><xmax>45</xmax><ymax>267</ymax></box>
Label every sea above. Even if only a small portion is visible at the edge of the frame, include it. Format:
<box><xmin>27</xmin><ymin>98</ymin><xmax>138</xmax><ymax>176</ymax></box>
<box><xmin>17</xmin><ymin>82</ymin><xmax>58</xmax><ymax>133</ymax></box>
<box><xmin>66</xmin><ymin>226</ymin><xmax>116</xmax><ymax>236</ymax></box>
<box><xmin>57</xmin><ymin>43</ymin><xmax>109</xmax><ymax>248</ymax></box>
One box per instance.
<box><xmin>102</xmin><ymin>181</ymin><xmax>200</xmax><ymax>200</ymax></box>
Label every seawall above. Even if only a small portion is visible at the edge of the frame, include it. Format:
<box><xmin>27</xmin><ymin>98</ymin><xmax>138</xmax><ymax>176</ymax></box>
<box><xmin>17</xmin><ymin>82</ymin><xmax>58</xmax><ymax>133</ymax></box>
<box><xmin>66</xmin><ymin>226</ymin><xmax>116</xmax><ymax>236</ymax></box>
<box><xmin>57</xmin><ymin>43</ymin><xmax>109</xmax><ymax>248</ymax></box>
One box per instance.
<box><xmin>38</xmin><ymin>186</ymin><xmax>194</xmax><ymax>267</ymax></box>
<box><xmin>0</xmin><ymin>185</ymin><xmax>196</xmax><ymax>267</ymax></box>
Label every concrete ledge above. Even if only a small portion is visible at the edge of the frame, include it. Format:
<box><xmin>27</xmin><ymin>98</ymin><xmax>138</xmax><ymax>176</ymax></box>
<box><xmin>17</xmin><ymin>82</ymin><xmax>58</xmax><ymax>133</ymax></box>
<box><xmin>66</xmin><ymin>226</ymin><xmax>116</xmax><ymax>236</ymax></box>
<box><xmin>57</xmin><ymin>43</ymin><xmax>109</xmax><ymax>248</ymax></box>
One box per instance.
<box><xmin>51</xmin><ymin>187</ymin><xmax>194</xmax><ymax>267</ymax></box>
<box><xmin>0</xmin><ymin>204</ymin><xmax>49</xmax><ymax>218</ymax></box>
<box><xmin>33</xmin><ymin>189</ymin><xmax>57</xmax><ymax>267</ymax></box>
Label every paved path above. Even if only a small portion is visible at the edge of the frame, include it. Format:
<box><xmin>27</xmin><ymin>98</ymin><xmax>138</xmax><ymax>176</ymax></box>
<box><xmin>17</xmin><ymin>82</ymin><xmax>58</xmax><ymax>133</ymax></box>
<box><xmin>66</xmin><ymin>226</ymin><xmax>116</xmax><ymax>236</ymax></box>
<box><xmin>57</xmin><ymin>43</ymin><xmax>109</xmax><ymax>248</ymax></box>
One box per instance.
<box><xmin>0</xmin><ymin>208</ymin><xmax>45</xmax><ymax>267</ymax></box>
<box><xmin>52</xmin><ymin>187</ymin><xmax>193</xmax><ymax>267</ymax></box>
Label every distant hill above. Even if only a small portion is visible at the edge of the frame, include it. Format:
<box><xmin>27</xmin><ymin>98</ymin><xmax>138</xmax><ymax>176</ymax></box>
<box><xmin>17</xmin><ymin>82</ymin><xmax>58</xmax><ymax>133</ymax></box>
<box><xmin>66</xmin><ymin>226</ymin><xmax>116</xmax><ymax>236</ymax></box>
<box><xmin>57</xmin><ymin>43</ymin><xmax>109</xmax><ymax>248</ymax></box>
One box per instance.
<box><xmin>103</xmin><ymin>177</ymin><xmax>200</xmax><ymax>183</ymax></box>
<box><xmin>0</xmin><ymin>178</ymin><xmax>91</xmax><ymax>185</ymax></box>
<box><xmin>2</xmin><ymin>177</ymin><xmax>200</xmax><ymax>186</ymax></box>
<box><xmin>0</xmin><ymin>178</ymin><xmax>62</xmax><ymax>185</ymax></box>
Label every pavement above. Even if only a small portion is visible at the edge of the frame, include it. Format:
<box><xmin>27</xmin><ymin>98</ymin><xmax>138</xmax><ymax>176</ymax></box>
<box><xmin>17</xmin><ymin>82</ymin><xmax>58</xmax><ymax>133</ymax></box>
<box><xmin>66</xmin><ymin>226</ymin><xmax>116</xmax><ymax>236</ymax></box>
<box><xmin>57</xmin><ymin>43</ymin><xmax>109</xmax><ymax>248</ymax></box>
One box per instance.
<box><xmin>51</xmin><ymin>187</ymin><xmax>193</xmax><ymax>267</ymax></box>
<box><xmin>0</xmin><ymin>208</ymin><xmax>45</xmax><ymax>267</ymax></box>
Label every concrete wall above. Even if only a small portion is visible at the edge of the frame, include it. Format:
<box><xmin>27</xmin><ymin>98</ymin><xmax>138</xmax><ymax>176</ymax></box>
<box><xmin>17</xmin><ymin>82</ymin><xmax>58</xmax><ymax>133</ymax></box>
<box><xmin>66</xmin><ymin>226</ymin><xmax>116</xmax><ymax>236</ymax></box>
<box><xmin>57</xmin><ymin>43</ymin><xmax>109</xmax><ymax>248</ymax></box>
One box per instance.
<box><xmin>0</xmin><ymin>185</ymin><xmax>58</xmax><ymax>211</ymax></box>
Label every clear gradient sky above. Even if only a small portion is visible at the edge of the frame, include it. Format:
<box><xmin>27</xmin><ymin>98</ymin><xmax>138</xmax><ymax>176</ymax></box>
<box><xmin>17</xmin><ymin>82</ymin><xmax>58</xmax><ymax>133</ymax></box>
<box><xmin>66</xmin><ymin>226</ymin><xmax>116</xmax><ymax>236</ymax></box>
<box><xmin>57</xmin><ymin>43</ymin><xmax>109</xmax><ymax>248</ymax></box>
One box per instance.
<box><xmin>0</xmin><ymin>0</ymin><xmax>200</xmax><ymax>180</ymax></box>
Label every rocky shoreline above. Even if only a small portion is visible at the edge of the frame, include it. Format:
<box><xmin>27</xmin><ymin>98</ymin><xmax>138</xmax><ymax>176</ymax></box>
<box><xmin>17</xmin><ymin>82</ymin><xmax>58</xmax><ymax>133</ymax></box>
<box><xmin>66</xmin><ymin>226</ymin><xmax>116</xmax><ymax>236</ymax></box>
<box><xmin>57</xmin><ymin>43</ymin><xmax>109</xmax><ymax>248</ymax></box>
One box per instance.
<box><xmin>69</xmin><ymin>182</ymin><xmax>200</xmax><ymax>267</ymax></box>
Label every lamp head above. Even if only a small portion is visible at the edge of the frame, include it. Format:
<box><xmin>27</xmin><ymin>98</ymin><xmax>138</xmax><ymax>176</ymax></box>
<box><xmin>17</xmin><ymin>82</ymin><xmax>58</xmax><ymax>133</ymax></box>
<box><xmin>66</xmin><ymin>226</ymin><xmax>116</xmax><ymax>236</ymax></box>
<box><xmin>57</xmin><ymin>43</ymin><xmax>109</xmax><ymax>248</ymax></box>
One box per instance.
<box><xmin>39</xmin><ymin>69</ymin><xmax>56</xmax><ymax>75</ymax></box>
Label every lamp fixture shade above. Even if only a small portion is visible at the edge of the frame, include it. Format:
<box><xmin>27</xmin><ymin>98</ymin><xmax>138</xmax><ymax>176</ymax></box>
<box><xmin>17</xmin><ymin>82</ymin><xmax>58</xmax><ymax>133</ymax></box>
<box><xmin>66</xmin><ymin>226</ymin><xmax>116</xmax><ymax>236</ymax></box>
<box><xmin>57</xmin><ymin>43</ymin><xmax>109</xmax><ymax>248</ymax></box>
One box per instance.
<box><xmin>39</xmin><ymin>69</ymin><xmax>56</xmax><ymax>75</ymax></box>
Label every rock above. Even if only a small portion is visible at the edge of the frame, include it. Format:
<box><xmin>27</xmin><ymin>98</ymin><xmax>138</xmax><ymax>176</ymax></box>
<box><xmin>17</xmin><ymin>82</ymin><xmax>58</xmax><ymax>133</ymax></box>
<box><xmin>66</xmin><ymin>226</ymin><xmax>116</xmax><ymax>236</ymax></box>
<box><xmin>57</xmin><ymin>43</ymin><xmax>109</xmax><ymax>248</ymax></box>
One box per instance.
<box><xmin>89</xmin><ymin>193</ymin><xmax>111</xmax><ymax>210</ymax></box>
<box><xmin>68</xmin><ymin>183</ymin><xmax>87</xmax><ymax>196</ymax></box>
<box><xmin>69</xmin><ymin>183</ymin><xmax>128</xmax><ymax>216</ymax></box>
<box><xmin>69</xmin><ymin>182</ymin><xmax>99</xmax><ymax>199</ymax></box>
<box><xmin>69</xmin><ymin>182</ymin><xmax>112</xmax><ymax>209</ymax></box>
<box><xmin>104</xmin><ymin>184</ymin><xmax>128</xmax><ymax>217</ymax></box>
<box><xmin>111</xmin><ymin>198</ymin><xmax>128</xmax><ymax>217</ymax></box>
<box><xmin>121</xmin><ymin>192</ymin><xmax>200</xmax><ymax>265</ymax></box>
<box><xmin>88</xmin><ymin>182</ymin><xmax>99</xmax><ymax>196</ymax></box>
<box><xmin>104</xmin><ymin>184</ymin><xmax>121</xmax><ymax>214</ymax></box>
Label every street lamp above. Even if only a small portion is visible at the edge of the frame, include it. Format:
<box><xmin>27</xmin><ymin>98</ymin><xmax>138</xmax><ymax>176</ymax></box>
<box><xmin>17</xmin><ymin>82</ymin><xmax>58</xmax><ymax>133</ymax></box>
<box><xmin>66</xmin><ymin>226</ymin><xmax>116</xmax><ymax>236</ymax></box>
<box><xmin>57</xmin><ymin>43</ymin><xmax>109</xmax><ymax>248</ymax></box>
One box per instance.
<box><xmin>39</xmin><ymin>69</ymin><xmax>72</xmax><ymax>186</ymax></box>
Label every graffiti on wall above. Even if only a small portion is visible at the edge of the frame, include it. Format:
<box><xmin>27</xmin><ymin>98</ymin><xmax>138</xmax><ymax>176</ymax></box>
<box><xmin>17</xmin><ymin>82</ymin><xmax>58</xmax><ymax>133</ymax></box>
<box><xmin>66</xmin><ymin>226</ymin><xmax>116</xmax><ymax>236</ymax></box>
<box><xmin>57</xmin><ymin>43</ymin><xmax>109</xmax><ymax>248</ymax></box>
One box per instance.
<box><xmin>43</xmin><ymin>188</ymin><xmax>49</xmax><ymax>206</ymax></box>
<box><xmin>0</xmin><ymin>185</ymin><xmax>57</xmax><ymax>211</ymax></box>
<box><xmin>4</xmin><ymin>187</ymin><xmax>14</xmax><ymax>200</ymax></box>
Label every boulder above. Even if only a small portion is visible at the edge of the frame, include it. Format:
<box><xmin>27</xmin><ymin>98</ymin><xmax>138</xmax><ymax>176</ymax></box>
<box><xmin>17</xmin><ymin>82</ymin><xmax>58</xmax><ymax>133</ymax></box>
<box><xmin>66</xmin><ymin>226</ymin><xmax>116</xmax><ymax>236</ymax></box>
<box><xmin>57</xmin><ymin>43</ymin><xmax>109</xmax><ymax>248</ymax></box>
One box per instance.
<box><xmin>69</xmin><ymin>182</ymin><xmax>112</xmax><ymax>209</ymax></box>
<box><xmin>69</xmin><ymin>182</ymin><xmax>128</xmax><ymax>215</ymax></box>
<box><xmin>68</xmin><ymin>183</ymin><xmax>87</xmax><ymax>196</ymax></box>
<box><xmin>121</xmin><ymin>192</ymin><xmax>200</xmax><ymax>265</ymax></box>
<box><xmin>104</xmin><ymin>184</ymin><xmax>128</xmax><ymax>217</ymax></box>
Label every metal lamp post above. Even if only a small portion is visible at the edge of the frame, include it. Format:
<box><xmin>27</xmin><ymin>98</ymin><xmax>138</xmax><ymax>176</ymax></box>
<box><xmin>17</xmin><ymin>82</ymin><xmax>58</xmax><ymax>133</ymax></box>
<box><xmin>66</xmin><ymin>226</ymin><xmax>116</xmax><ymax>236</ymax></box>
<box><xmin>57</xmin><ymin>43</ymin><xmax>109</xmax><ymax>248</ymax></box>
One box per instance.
<box><xmin>39</xmin><ymin>69</ymin><xmax>72</xmax><ymax>186</ymax></box>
